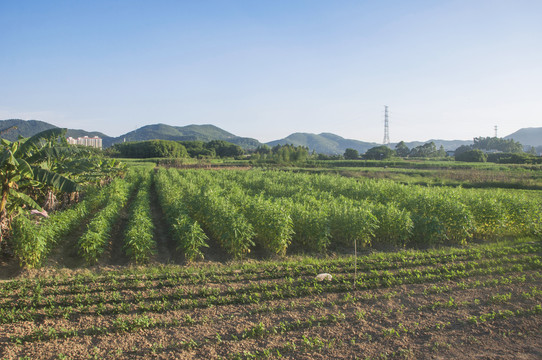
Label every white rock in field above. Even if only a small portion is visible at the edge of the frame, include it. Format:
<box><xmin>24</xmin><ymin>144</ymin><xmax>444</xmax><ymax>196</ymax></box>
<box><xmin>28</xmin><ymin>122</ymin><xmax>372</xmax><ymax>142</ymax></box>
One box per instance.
<box><xmin>315</xmin><ymin>273</ymin><xmax>332</xmax><ymax>282</ymax></box>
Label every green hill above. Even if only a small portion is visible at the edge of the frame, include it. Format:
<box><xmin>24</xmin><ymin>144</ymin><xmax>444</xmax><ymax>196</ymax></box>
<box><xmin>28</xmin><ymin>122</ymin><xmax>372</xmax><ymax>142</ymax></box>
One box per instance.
<box><xmin>0</xmin><ymin>120</ymin><xmax>261</xmax><ymax>150</ymax></box>
<box><xmin>0</xmin><ymin>119</ymin><xmax>58</xmax><ymax>140</ymax></box>
<box><xmin>111</xmin><ymin>123</ymin><xmax>261</xmax><ymax>149</ymax></box>
<box><xmin>3</xmin><ymin>119</ymin><xmax>536</xmax><ymax>154</ymax></box>
<box><xmin>0</xmin><ymin>119</ymin><xmax>113</xmax><ymax>145</ymax></box>
<box><xmin>267</xmin><ymin>132</ymin><xmax>380</xmax><ymax>155</ymax></box>
<box><xmin>505</xmin><ymin>127</ymin><xmax>542</xmax><ymax>147</ymax></box>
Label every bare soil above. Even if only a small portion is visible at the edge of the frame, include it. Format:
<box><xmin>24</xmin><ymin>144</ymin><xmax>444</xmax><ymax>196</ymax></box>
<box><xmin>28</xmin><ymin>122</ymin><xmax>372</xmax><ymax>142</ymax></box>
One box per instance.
<box><xmin>1</xmin><ymin>260</ymin><xmax>541</xmax><ymax>360</ymax></box>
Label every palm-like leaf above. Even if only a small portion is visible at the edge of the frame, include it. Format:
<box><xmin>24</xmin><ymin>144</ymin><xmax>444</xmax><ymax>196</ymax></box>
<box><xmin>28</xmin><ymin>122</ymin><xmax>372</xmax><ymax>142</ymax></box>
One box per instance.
<box><xmin>18</xmin><ymin>128</ymin><xmax>68</xmax><ymax>157</ymax></box>
<box><xmin>8</xmin><ymin>188</ymin><xmax>42</xmax><ymax>211</ymax></box>
<box><xmin>32</xmin><ymin>168</ymin><xmax>81</xmax><ymax>193</ymax></box>
<box><xmin>26</xmin><ymin>146</ymin><xmax>81</xmax><ymax>164</ymax></box>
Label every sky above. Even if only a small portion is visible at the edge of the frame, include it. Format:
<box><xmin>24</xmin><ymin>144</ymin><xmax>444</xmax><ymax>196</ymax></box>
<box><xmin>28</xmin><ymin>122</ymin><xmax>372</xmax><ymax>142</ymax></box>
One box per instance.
<box><xmin>1</xmin><ymin>0</ymin><xmax>541</xmax><ymax>143</ymax></box>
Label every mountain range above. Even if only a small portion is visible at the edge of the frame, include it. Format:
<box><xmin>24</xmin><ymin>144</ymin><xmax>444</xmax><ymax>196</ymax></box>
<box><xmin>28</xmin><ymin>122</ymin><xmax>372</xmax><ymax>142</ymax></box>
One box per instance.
<box><xmin>1</xmin><ymin>119</ymin><xmax>540</xmax><ymax>155</ymax></box>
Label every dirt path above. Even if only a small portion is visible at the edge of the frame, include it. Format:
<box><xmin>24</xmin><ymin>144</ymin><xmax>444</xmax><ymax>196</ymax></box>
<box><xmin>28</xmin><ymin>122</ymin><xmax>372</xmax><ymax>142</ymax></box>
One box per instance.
<box><xmin>105</xmin><ymin>197</ymin><xmax>132</xmax><ymax>266</ymax></box>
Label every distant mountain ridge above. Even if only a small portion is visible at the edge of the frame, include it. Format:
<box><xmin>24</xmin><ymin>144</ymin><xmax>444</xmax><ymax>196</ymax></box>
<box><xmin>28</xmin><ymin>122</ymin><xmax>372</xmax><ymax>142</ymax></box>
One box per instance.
<box><xmin>0</xmin><ymin>120</ymin><xmax>261</xmax><ymax>149</ymax></box>
<box><xmin>1</xmin><ymin>119</ymin><xmax>540</xmax><ymax>154</ymax></box>
<box><xmin>266</xmin><ymin>132</ymin><xmax>381</xmax><ymax>155</ymax></box>
<box><xmin>116</xmin><ymin>123</ymin><xmax>261</xmax><ymax>149</ymax></box>
<box><xmin>504</xmin><ymin>127</ymin><xmax>542</xmax><ymax>147</ymax></box>
<box><xmin>0</xmin><ymin>119</ymin><xmax>111</xmax><ymax>143</ymax></box>
<box><xmin>394</xmin><ymin>140</ymin><xmax>474</xmax><ymax>152</ymax></box>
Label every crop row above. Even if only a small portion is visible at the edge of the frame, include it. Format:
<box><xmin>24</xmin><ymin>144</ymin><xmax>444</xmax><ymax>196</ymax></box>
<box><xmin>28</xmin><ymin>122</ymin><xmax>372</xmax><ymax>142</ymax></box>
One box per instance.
<box><xmin>6</xmin><ymin>291</ymin><xmax>541</xmax><ymax>347</ymax></box>
<box><xmin>1</xmin><ymin>238</ymin><xmax>538</xmax><ymax>297</ymax></box>
<box><xmin>10</xmin><ymin>183</ymin><xmax>112</xmax><ymax>267</ymax></box>
<box><xmin>220</xmin><ymin>169</ymin><xmax>542</xmax><ymax>243</ymax></box>
<box><xmin>155</xmin><ymin>168</ymin><xmax>541</xmax><ymax>258</ymax></box>
<box><xmin>9</xmin><ymin>169</ymin><xmax>157</xmax><ymax>267</ymax></box>
<box><xmin>123</xmin><ymin>170</ymin><xmax>155</xmax><ymax>263</ymax></box>
<box><xmin>9</xmin><ymin>167</ymin><xmax>541</xmax><ymax>266</ymax></box>
<box><xmin>77</xmin><ymin>177</ymin><xmax>134</xmax><ymax>264</ymax></box>
<box><xmin>1</xmin><ymin>252</ymin><xmax>539</xmax><ymax>325</ymax></box>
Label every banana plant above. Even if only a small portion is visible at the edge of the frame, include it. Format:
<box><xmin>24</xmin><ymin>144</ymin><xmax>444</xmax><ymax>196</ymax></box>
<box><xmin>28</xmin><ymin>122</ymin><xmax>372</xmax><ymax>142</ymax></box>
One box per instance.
<box><xmin>0</xmin><ymin>129</ymin><xmax>81</xmax><ymax>240</ymax></box>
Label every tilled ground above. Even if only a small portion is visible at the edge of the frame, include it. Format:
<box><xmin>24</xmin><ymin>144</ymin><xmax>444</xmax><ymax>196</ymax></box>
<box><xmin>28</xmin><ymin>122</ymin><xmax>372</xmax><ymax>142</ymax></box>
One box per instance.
<box><xmin>1</xmin><ymin>244</ymin><xmax>541</xmax><ymax>360</ymax></box>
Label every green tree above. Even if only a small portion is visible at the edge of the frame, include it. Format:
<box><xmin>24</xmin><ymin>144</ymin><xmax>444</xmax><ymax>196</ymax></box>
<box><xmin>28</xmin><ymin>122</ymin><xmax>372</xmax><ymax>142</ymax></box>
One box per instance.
<box><xmin>363</xmin><ymin>146</ymin><xmax>395</xmax><ymax>160</ymax></box>
<box><xmin>437</xmin><ymin>145</ymin><xmax>446</xmax><ymax>157</ymax></box>
<box><xmin>0</xmin><ymin>129</ymin><xmax>81</xmax><ymax>242</ymax></box>
<box><xmin>111</xmin><ymin>140</ymin><xmax>188</xmax><ymax>158</ymax></box>
<box><xmin>206</xmin><ymin>140</ymin><xmax>244</xmax><ymax>158</ymax></box>
<box><xmin>473</xmin><ymin>137</ymin><xmax>523</xmax><ymax>153</ymax></box>
<box><xmin>395</xmin><ymin>141</ymin><xmax>410</xmax><ymax>157</ymax></box>
<box><xmin>409</xmin><ymin>142</ymin><xmax>439</xmax><ymax>158</ymax></box>
<box><xmin>455</xmin><ymin>149</ymin><xmax>487</xmax><ymax>162</ymax></box>
<box><xmin>343</xmin><ymin>148</ymin><xmax>359</xmax><ymax>160</ymax></box>
<box><xmin>454</xmin><ymin>145</ymin><xmax>472</xmax><ymax>156</ymax></box>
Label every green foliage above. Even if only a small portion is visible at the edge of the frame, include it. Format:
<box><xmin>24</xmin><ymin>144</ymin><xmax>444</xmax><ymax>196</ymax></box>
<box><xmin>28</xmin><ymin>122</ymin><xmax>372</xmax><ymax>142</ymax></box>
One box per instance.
<box><xmin>113</xmin><ymin>123</ymin><xmax>260</xmax><ymax>150</ymax></box>
<box><xmin>0</xmin><ymin>129</ymin><xmax>81</xmax><ymax>214</ymax></box>
<box><xmin>253</xmin><ymin>144</ymin><xmax>310</xmax><ymax>163</ymax></box>
<box><xmin>11</xmin><ymin>186</ymin><xmax>109</xmax><ymax>267</ymax></box>
<box><xmin>364</xmin><ymin>146</ymin><xmax>395</xmax><ymax>160</ymax></box>
<box><xmin>371</xmin><ymin>203</ymin><xmax>413</xmax><ymax>247</ymax></box>
<box><xmin>395</xmin><ymin>141</ymin><xmax>410</xmax><ymax>157</ymax></box>
<box><xmin>78</xmin><ymin>179</ymin><xmax>132</xmax><ymax>264</ymax></box>
<box><xmin>124</xmin><ymin>171</ymin><xmax>155</xmax><ymax>263</ymax></box>
<box><xmin>179</xmin><ymin>141</ymin><xmax>215</xmax><ymax>158</ymax></box>
<box><xmin>241</xmin><ymin>195</ymin><xmax>294</xmax><ymax>256</ymax></box>
<box><xmin>154</xmin><ymin>170</ymin><xmax>209</xmax><ymax>261</ymax></box>
<box><xmin>455</xmin><ymin>149</ymin><xmax>487</xmax><ymax>162</ymax></box>
<box><xmin>111</xmin><ymin>140</ymin><xmax>188</xmax><ymax>159</ymax></box>
<box><xmin>1</xmin><ymin>128</ymin><xmax>122</xmax><ymax>249</ymax></box>
<box><xmin>206</xmin><ymin>140</ymin><xmax>244</xmax><ymax>158</ymax></box>
<box><xmin>473</xmin><ymin>137</ymin><xmax>523</xmax><ymax>153</ymax></box>
<box><xmin>408</xmin><ymin>142</ymin><xmax>446</xmax><ymax>158</ymax></box>
<box><xmin>327</xmin><ymin>198</ymin><xmax>377</xmax><ymax>248</ymax></box>
<box><xmin>487</xmin><ymin>152</ymin><xmax>542</xmax><ymax>164</ymax></box>
<box><xmin>194</xmin><ymin>185</ymin><xmax>255</xmax><ymax>259</ymax></box>
<box><xmin>343</xmin><ymin>148</ymin><xmax>359</xmax><ymax>160</ymax></box>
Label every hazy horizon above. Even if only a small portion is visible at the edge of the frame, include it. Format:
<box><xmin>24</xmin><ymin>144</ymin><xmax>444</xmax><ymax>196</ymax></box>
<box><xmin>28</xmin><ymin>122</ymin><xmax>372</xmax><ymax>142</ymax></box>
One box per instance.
<box><xmin>1</xmin><ymin>1</ymin><xmax>541</xmax><ymax>143</ymax></box>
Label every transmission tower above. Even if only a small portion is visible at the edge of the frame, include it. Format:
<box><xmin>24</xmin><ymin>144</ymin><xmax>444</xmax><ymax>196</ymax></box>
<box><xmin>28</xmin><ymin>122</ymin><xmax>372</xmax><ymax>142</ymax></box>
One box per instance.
<box><xmin>383</xmin><ymin>105</ymin><xmax>390</xmax><ymax>146</ymax></box>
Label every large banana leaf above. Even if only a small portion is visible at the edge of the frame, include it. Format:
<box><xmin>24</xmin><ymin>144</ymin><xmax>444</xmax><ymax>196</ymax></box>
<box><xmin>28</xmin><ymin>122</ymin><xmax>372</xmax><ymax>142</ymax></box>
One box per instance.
<box><xmin>0</xmin><ymin>149</ymin><xmax>14</xmax><ymax>168</ymax></box>
<box><xmin>55</xmin><ymin>158</ymin><xmax>98</xmax><ymax>175</ymax></box>
<box><xmin>32</xmin><ymin>167</ymin><xmax>81</xmax><ymax>192</ymax></box>
<box><xmin>18</xmin><ymin>128</ymin><xmax>68</xmax><ymax>157</ymax></box>
<box><xmin>26</xmin><ymin>146</ymin><xmax>81</xmax><ymax>164</ymax></box>
<box><xmin>8</xmin><ymin>188</ymin><xmax>43</xmax><ymax>211</ymax></box>
<box><xmin>16</xmin><ymin>157</ymin><xmax>34</xmax><ymax>178</ymax></box>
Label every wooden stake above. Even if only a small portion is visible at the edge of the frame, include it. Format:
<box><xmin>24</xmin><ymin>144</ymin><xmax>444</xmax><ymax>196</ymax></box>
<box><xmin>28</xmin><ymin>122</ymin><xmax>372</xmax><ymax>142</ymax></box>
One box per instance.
<box><xmin>354</xmin><ymin>239</ymin><xmax>357</xmax><ymax>290</ymax></box>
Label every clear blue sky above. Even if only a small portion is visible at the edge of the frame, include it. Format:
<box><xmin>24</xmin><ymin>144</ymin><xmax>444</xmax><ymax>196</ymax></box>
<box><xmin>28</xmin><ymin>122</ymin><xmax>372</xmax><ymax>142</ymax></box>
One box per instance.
<box><xmin>1</xmin><ymin>0</ymin><xmax>541</xmax><ymax>143</ymax></box>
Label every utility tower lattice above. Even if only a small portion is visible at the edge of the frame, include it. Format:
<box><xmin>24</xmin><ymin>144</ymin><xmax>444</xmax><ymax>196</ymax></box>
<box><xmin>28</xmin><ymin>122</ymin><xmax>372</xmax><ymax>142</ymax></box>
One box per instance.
<box><xmin>383</xmin><ymin>105</ymin><xmax>390</xmax><ymax>146</ymax></box>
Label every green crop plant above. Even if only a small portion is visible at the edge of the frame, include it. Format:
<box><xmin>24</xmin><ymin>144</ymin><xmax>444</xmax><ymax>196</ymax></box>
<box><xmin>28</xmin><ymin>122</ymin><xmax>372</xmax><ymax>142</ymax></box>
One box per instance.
<box><xmin>154</xmin><ymin>170</ymin><xmax>209</xmax><ymax>261</ymax></box>
<box><xmin>124</xmin><ymin>170</ymin><xmax>155</xmax><ymax>263</ymax></box>
<box><xmin>78</xmin><ymin>178</ymin><xmax>132</xmax><ymax>264</ymax></box>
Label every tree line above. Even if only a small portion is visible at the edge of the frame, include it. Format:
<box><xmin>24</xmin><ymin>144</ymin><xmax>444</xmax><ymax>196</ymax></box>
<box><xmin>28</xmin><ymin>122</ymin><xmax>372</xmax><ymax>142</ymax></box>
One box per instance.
<box><xmin>342</xmin><ymin>137</ymin><xmax>540</xmax><ymax>164</ymax></box>
<box><xmin>106</xmin><ymin>139</ymin><xmax>312</xmax><ymax>163</ymax></box>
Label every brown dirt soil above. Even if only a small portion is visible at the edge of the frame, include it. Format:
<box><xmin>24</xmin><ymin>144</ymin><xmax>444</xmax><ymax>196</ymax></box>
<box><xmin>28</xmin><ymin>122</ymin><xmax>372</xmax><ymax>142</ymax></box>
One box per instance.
<box><xmin>1</xmin><ymin>258</ymin><xmax>541</xmax><ymax>360</ymax></box>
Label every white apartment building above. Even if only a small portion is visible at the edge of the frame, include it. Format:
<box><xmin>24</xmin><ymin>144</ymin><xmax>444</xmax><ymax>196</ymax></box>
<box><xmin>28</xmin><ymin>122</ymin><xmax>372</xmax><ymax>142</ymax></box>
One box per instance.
<box><xmin>67</xmin><ymin>136</ymin><xmax>102</xmax><ymax>149</ymax></box>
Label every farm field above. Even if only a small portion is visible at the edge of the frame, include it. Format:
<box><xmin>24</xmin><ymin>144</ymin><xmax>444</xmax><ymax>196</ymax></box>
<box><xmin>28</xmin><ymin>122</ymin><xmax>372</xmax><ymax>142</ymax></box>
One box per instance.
<box><xmin>1</xmin><ymin>239</ymin><xmax>541</xmax><ymax>359</ymax></box>
<box><xmin>1</xmin><ymin>167</ymin><xmax>541</xmax><ymax>359</ymax></box>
